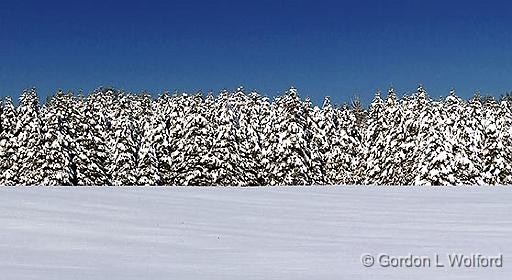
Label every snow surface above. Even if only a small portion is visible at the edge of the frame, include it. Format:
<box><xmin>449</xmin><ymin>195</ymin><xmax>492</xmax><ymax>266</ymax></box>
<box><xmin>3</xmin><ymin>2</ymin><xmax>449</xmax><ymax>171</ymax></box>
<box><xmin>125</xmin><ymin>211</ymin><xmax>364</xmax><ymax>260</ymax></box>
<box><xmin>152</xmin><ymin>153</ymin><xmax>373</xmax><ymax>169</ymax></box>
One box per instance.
<box><xmin>0</xmin><ymin>187</ymin><xmax>511</xmax><ymax>279</ymax></box>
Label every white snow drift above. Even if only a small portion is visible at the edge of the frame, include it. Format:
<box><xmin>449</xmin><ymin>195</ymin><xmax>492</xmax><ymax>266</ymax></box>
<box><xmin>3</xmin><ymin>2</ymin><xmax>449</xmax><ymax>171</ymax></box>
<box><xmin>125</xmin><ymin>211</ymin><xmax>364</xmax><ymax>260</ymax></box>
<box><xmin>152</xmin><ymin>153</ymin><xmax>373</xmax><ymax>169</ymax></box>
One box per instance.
<box><xmin>0</xmin><ymin>187</ymin><xmax>511</xmax><ymax>279</ymax></box>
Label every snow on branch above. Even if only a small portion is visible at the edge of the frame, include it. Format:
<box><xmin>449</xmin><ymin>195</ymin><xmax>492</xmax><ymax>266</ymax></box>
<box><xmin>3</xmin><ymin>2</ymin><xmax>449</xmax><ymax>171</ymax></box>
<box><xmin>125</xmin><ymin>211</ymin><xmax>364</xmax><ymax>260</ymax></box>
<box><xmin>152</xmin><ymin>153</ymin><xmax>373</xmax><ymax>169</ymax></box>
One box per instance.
<box><xmin>0</xmin><ymin>87</ymin><xmax>511</xmax><ymax>186</ymax></box>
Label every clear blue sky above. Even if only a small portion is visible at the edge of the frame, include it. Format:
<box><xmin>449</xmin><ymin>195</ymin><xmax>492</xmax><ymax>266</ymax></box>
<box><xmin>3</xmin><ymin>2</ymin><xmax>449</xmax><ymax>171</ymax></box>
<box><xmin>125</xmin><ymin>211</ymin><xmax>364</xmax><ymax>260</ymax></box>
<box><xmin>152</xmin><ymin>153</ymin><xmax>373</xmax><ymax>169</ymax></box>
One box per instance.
<box><xmin>1</xmin><ymin>0</ymin><xmax>511</xmax><ymax>106</ymax></box>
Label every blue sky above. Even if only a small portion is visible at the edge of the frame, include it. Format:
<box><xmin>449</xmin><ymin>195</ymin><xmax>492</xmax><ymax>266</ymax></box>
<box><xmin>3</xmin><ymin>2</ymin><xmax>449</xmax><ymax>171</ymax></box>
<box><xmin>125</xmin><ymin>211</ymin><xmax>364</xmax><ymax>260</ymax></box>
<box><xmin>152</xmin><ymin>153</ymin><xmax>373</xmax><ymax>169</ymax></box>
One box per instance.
<box><xmin>1</xmin><ymin>0</ymin><xmax>511</xmax><ymax>106</ymax></box>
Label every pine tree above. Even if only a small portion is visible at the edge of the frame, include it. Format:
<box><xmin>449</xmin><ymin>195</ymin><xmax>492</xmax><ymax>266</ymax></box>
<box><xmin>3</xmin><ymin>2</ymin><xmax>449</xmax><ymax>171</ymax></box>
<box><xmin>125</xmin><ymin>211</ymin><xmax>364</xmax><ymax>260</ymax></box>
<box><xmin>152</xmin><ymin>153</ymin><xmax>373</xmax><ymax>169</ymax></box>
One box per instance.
<box><xmin>310</xmin><ymin>96</ymin><xmax>336</xmax><ymax>184</ymax></box>
<box><xmin>407</xmin><ymin>85</ymin><xmax>436</xmax><ymax>185</ymax></box>
<box><xmin>168</xmin><ymin>93</ymin><xmax>213</xmax><ymax>185</ymax></box>
<box><xmin>374</xmin><ymin>88</ymin><xmax>405</xmax><ymax>185</ymax></box>
<box><xmin>109</xmin><ymin>95</ymin><xmax>139</xmax><ymax>185</ymax></box>
<box><xmin>152</xmin><ymin>92</ymin><xmax>177</xmax><ymax>185</ymax></box>
<box><xmin>364</xmin><ymin>90</ymin><xmax>386</xmax><ymax>184</ymax></box>
<box><xmin>0</xmin><ymin>97</ymin><xmax>18</xmax><ymax>185</ymax></box>
<box><xmin>73</xmin><ymin>93</ymin><xmax>111</xmax><ymax>185</ymax></box>
<box><xmin>265</xmin><ymin>87</ymin><xmax>313</xmax><ymax>185</ymax></box>
<box><xmin>15</xmin><ymin>88</ymin><xmax>43</xmax><ymax>185</ymax></box>
<box><xmin>236</xmin><ymin>89</ymin><xmax>271</xmax><ymax>185</ymax></box>
<box><xmin>336</xmin><ymin>103</ymin><xmax>364</xmax><ymax>184</ymax></box>
<box><xmin>498</xmin><ymin>100</ymin><xmax>512</xmax><ymax>184</ymax></box>
<box><xmin>480</xmin><ymin>100</ymin><xmax>512</xmax><ymax>184</ymax></box>
<box><xmin>303</xmin><ymin>96</ymin><xmax>325</xmax><ymax>184</ymax></box>
<box><xmin>202</xmin><ymin>91</ymin><xmax>247</xmax><ymax>185</ymax></box>
<box><xmin>456</xmin><ymin>92</ymin><xmax>484</xmax><ymax>184</ymax></box>
<box><xmin>37</xmin><ymin>91</ymin><xmax>76</xmax><ymax>185</ymax></box>
<box><xmin>415</xmin><ymin>99</ymin><xmax>458</xmax><ymax>185</ymax></box>
<box><xmin>136</xmin><ymin>94</ymin><xmax>160</xmax><ymax>186</ymax></box>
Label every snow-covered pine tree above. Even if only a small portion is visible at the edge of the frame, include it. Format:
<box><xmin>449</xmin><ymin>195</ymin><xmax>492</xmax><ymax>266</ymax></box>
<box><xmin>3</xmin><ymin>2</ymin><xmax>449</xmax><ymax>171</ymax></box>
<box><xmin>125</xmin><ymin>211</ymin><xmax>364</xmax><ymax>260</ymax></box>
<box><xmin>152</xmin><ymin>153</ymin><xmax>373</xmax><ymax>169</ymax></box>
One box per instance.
<box><xmin>497</xmin><ymin>99</ymin><xmax>512</xmax><ymax>184</ymax></box>
<box><xmin>265</xmin><ymin>87</ymin><xmax>313</xmax><ymax>185</ymax></box>
<box><xmin>374</xmin><ymin>88</ymin><xmax>405</xmax><ymax>185</ymax></box>
<box><xmin>109</xmin><ymin>94</ymin><xmax>139</xmax><ymax>185</ymax></box>
<box><xmin>37</xmin><ymin>91</ymin><xmax>77</xmax><ymax>185</ymax></box>
<box><xmin>136</xmin><ymin>93</ymin><xmax>160</xmax><ymax>186</ymax></box>
<box><xmin>72</xmin><ymin>92</ymin><xmax>111</xmax><ymax>185</ymax></box>
<box><xmin>200</xmin><ymin>91</ymin><xmax>248</xmax><ymax>186</ymax></box>
<box><xmin>480</xmin><ymin>99</ymin><xmax>512</xmax><ymax>184</ymax></box>
<box><xmin>152</xmin><ymin>92</ymin><xmax>177</xmax><ymax>185</ymax></box>
<box><xmin>303</xmin><ymin>96</ymin><xmax>325</xmax><ymax>184</ymax></box>
<box><xmin>15</xmin><ymin>88</ymin><xmax>43</xmax><ymax>185</ymax></box>
<box><xmin>363</xmin><ymin>90</ymin><xmax>386</xmax><ymax>184</ymax></box>
<box><xmin>415</xmin><ymin>96</ymin><xmax>458</xmax><ymax>185</ymax></box>
<box><xmin>236</xmin><ymin>89</ymin><xmax>271</xmax><ymax>185</ymax></box>
<box><xmin>336</xmin><ymin>103</ymin><xmax>364</xmax><ymax>184</ymax></box>
<box><xmin>386</xmin><ymin>87</ymin><xmax>419</xmax><ymax>185</ymax></box>
<box><xmin>407</xmin><ymin>85</ymin><xmax>438</xmax><ymax>184</ymax></box>
<box><xmin>168</xmin><ymin>93</ymin><xmax>213</xmax><ymax>185</ymax></box>
<box><xmin>310</xmin><ymin>96</ymin><xmax>335</xmax><ymax>184</ymax></box>
<box><xmin>456</xmin><ymin>92</ymin><xmax>485</xmax><ymax>184</ymax></box>
<box><xmin>0</xmin><ymin>97</ymin><xmax>18</xmax><ymax>185</ymax></box>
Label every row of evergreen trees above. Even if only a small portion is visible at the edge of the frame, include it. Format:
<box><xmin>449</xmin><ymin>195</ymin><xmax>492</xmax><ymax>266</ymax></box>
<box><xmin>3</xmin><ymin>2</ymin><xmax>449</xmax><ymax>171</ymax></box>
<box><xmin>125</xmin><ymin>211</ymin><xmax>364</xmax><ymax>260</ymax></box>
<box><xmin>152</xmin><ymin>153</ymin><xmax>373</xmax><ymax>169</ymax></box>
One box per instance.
<box><xmin>0</xmin><ymin>86</ymin><xmax>511</xmax><ymax>186</ymax></box>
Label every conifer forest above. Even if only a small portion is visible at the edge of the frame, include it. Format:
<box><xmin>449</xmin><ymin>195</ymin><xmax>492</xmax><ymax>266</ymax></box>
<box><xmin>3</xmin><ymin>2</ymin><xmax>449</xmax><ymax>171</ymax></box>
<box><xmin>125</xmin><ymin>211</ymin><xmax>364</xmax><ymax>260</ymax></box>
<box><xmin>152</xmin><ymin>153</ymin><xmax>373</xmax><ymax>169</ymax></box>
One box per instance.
<box><xmin>0</xmin><ymin>86</ymin><xmax>511</xmax><ymax>186</ymax></box>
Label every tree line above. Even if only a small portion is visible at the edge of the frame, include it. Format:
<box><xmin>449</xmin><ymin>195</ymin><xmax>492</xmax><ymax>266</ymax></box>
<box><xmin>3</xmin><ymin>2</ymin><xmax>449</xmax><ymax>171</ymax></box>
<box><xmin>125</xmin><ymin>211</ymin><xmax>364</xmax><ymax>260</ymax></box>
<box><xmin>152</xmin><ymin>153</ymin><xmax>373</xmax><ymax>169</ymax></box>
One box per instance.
<box><xmin>0</xmin><ymin>86</ymin><xmax>510</xmax><ymax>186</ymax></box>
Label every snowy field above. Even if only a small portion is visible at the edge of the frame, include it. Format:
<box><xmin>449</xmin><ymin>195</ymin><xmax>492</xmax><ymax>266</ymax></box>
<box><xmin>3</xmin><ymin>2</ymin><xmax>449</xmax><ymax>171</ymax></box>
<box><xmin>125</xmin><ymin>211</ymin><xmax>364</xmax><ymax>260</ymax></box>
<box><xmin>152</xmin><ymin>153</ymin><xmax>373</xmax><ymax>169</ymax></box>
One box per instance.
<box><xmin>0</xmin><ymin>187</ymin><xmax>511</xmax><ymax>280</ymax></box>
